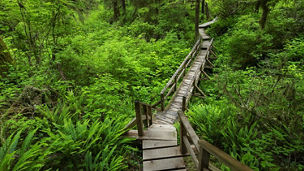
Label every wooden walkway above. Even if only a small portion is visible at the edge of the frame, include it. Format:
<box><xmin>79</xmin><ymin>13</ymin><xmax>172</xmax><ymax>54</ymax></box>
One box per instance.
<box><xmin>155</xmin><ymin>33</ymin><xmax>211</xmax><ymax>125</ymax></box>
<box><xmin>141</xmin><ymin>23</ymin><xmax>214</xmax><ymax>170</ymax></box>
<box><xmin>125</xmin><ymin>18</ymin><xmax>253</xmax><ymax>171</ymax></box>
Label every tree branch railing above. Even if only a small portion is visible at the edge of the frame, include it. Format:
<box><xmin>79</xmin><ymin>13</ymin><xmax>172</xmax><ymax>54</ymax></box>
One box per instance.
<box><xmin>178</xmin><ymin>109</ymin><xmax>253</xmax><ymax>171</ymax></box>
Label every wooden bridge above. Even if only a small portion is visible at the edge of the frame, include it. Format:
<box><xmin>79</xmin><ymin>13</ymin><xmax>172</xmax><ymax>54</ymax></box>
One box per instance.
<box><xmin>124</xmin><ymin>19</ymin><xmax>253</xmax><ymax>171</ymax></box>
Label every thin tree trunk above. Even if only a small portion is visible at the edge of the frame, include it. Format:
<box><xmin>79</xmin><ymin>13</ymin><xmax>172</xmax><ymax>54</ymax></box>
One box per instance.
<box><xmin>195</xmin><ymin>0</ymin><xmax>200</xmax><ymax>38</ymax></box>
<box><xmin>0</xmin><ymin>37</ymin><xmax>13</xmax><ymax>74</ymax></box>
<box><xmin>113</xmin><ymin>0</ymin><xmax>120</xmax><ymax>21</ymax></box>
<box><xmin>259</xmin><ymin>0</ymin><xmax>269</xmax><ymax>29</ymax></box>
<box><xmin>205</xmin><ymin>3</ymin><xmax>210</xmax><ymax>20</ymax></box>
<box><xmin>121</xmin><ymin>0</ymin><xmax>126</xmax><ymax>14</ymax></box>
<box><xmin>201</xmin><ymin>0</ymin><xmax>205</xmax><ymax>14</ymax></box>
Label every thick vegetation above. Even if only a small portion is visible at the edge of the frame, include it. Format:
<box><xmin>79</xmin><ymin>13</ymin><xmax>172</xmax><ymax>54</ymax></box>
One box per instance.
<box><xmin>0</xmin><ymin>0</ymin><xmax>196</xmax><ymax>170</ymax></box>
<box><xmin>1</xmin><ymin>0</ymin><xmax>303</xmax><ymax>170</ymax></box>
<box><xmin>187</xmin><ymin>0</ymin><xmax>304</xmax><ymax>170</ymax></box>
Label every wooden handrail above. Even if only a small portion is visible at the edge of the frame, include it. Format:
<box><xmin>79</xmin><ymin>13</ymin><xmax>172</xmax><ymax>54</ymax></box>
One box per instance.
<box><xmin>182</xmin><ymin>38</ymin><xmax>214</xmax><ymax>101</ymax></box>
<box><xmin>158</xmin><ymin>37</ymin><xmax>202</xmax><ymax>111</ymax></box>
<box><xmin>178</xmin><ymin>110</ymin><xmax>253</xmax><ymax>171</ymax></box>
<box><xmin>124</xmin><ymin>102</ymin><xmax>153</xmax><ymax>135</ymax></box>
<box><xmin>199</xmin><ymin>139</ymin><xmax>252</xmax><ymax>171</ymax></box>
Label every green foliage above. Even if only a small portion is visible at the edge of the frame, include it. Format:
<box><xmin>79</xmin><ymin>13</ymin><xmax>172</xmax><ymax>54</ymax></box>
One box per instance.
<box><xmin>0</xmin><ymin>130</ymin><xmax>45</xmax><ymax>171</ymax></box>
<box><xmin>189</xmin><ymin>68</ymin><xmax>304</xmax><ymax>169</ymax></box>
<box><xmin>0</xmin><ymin>0</ymin><xmax>196</xmax><ymax>170</ymax></box>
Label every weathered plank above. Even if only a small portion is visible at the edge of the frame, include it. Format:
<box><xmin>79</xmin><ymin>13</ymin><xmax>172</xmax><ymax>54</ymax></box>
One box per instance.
<box><xmin>143</xmin><ymin>140</ymin><xmax>177</xmax><ymax>149</ymax></box>
<box><xmin>143</xmin><ymin>146</ymin><xmax>182</xmax><ymax>160</ymax></box>
<box><xmin>143</xmin><ymin>157</ymin><xmax>186</xmax><ymax>170</ymax></box>
<box><xmin>126</xmin><ymin>128</ymin><xmax>176</xmax><ymax>141</ymax></box>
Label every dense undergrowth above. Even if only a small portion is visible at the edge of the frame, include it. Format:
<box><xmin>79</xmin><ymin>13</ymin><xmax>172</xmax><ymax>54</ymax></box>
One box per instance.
<box><xmin>0</xmin><ymin>0</ymin><xmax>196</xmax><ymax>170</ymax></box>
<box><xmin>188</xmin><ymin>0</ymin><xmax>304</xmax><ymax>170</ymax></box>
<box><xmin>1</xmin><ymin>0</ymin><xmax>304</xmax><ymax>170</ymax></box>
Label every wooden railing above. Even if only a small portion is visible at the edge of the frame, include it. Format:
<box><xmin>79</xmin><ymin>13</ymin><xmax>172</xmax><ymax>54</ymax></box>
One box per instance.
<box><xmin>181</xmin><ymin>38</ymin><xmax>214</xmax><ymax>107</ymax></box>
<box><xmin>178</xmin><ymin>109</ymin><xmax>252</xmax><ymax>170</ymax></box>
<box><xmin>124</xmin><ymin>101</ymin><xmax>153</xmax><ymax>136</ymax></box>
<box><xmin>179</xmin><ymin>100</ymin><xmax>253</xmax><ymax>171</ymax></box>
<box><xmin>151</xmin><ymin>37</ymin><xmax>202</xmax><ymax>111</ymax></box>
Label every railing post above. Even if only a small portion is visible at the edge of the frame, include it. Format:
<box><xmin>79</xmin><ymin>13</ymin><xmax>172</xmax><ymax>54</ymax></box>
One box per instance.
<box><xmin>179</xmin><ymin>111</ymin><xmax>187</xmax><ymax>154</ymax></box>
<box><xmin>198</xmin><ymin>141</ymin><xmax>210</xmax><ymax>171</ymax></box>
<box><xmin>135</xmin><ymin>101</ymin><xmax>144</xmax><ymax>136</ymax></box>
<box><xmin>182</xmin><ymin>96</ymin><xmax>186</xmax><ymax>112</ymax></box>
<box><xmin>161</xmin><ymin>93</ymin><xmax>165</xmax><ymax>111</ymax></box>
<box><xmin>147</xmin><ymin>105</ymin><xmax>152</xmax><ymax>126</ymax></box>
<box><xmin>143</xmin><ymin>104</ymin><xmax>149</xmax><ymax>127</ymax></box>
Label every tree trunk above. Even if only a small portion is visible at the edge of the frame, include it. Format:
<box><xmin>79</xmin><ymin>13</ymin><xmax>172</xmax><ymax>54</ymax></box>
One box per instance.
<box><xmin>113</xmin><ymin>0</ymin><xmax>120</xmax><ymax>21</ymax></box>
<box><xmin>121</xmin><ymin>0</ymin><xmax>126</xmax><ymax>14</ymax></box>
<box><xmin>205</xmin><ymin>2</ymin><xmax>210</xmax><ymax>20</ymax></box>
<box><xmin>0</xmin><ymin>37</ymin><xmax>13</xmax><ymax>74</ymax></box>
<box><xmin>195</xmin><ymin>0</ymin><xmax>200</xmax><ymax>38</ymax></box>
<box><xmin>201</xmin><ymin>0</ymin><xmax>205</xmax><ymax>14</ymax></box>
<box><xmin>259</xmin><ymin>0</ymin><xmax>269</xmax><ymax>29</ymax></box>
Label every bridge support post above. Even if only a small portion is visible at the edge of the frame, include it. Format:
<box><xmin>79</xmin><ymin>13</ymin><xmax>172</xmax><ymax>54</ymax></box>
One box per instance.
<box><xmin>147</xmin><ymin>105</ymin><xmax>152</xmax><ymax>126</ymax></box>
<box><xmin>198</xmin><ymin>141</ymin><xmax>210</xmax><ymax>170</ymax></box>
<box><xmin>135</xmin><ymin>101</ymin><xmax>144</xmax><ymax>136</ymax></box>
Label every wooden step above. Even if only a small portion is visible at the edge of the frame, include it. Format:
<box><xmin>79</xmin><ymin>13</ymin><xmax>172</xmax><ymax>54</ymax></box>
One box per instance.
<box><xmin>143</xmin><ymin>146</ymin><xmax>183</xmax><ymax>161</ymax></box>
<box><xmin>126</xmin><ymin>126</ymin><xmax>177</xmax><ymax>141</ymax></box>
<box><xmin>143</xmin><ymin>140</ymin><xmax>177</xmax><ymax>150</ymax></box>
<box><xmin>143</xmin><ymin>157</ymin><xmax>186</xmax><ymax>170</ymax></box>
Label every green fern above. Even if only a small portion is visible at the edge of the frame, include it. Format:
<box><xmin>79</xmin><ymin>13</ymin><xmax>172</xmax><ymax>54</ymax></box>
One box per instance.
<box><xmin>0</xmin><ymin>129</ymin><xmax>45</xmax><ymax>171</ymax></box>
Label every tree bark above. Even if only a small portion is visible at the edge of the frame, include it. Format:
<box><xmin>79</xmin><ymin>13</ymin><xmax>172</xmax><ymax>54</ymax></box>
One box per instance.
<box><xmin>0</xmin><ymin>37</ymin><xmax>13</xmax><ymax>75</ymax></box>
<box><xmin>205</xmin><ymin>2</ymin><xmax>210</xmax><ymax>20</ymax></box>
<box><xmin>113</xmin><ymin>0</ymin><xmax>120</xmax><ymax>21</ymax></box>
<box><xmin>259</xmin><ymin>0</ymin><xmax>269</xmax><ymax>29</ymax></box>
<box><xmin>201</xmin><ymin>0</ymin><xmax>205</xmax><ymax>14</ymax></box>
<box><xmin>121</xmin><ymin>0</ymin><xmax>126</xmax><ymax>14</ymax></box>
<box><xmin>195</xmin><ymin>0</ymin><xmax>200</xmax><ymax>38</ymax></box>
<box><xmin>201</xmin><ymin>0</ymin><xmax>205</xmax><ymax>20</ymax></box>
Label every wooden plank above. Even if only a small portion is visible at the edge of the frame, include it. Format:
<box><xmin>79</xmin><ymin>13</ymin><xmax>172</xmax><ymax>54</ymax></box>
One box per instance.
<box><xmin>126</xmin><ymin>129</ymin><xmax>176</xmax><ymax>141</ymax></box>
<box><xmin>143</xmin><ymin>140</ymin><xmax>177</xmax><ymax>149</ymax></box>
<box><xmin>143</xmin><ymin>157</ymin><xmax>186</xmax><ymax>171</ymax></box>
<box><xmin>149</xmin><ymin>124</ymin><xmax>176</xmax><ymax>130</ymax></box>
<box><xmin>143</xmin><ymin>146</ymin><xmax>182</xmax><ymax>160</ymax></box>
